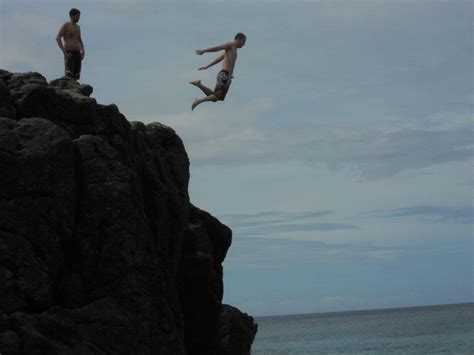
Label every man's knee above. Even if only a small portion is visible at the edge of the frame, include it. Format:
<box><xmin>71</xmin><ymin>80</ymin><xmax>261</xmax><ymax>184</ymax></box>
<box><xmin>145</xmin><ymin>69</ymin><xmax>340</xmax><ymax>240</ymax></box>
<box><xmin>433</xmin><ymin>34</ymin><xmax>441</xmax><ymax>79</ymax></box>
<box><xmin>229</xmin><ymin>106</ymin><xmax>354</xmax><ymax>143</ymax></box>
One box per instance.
<box><xmin>210</xmin><ymin>93</ymin><xmax>220</xmax><ymax>102</ymax></box>
<box><xmin>213</xmin><ymin>91</ymin><xmax>224</xmax><ymax>101</ymax></box>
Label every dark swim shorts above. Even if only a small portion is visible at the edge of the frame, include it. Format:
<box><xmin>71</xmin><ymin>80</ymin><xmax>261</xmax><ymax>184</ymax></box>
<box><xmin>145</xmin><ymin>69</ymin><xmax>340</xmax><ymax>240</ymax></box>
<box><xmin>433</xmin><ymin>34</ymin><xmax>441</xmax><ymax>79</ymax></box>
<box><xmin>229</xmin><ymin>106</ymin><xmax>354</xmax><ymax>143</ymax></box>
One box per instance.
<box><xmin>214</xmin><ymin>70</ymin><xmax>232</xmax><ymax>100</ymax></box>
<box><xmin>65</xmin><ymin>50</ymin><xmax>82</xmax><ymax>80</ymax></box>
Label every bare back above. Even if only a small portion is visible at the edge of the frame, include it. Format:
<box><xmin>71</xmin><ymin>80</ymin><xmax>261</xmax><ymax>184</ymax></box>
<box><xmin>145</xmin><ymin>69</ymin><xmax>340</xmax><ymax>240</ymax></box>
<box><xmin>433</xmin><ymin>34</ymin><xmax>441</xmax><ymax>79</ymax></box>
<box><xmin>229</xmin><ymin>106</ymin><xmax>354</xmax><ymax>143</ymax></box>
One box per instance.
<box><xmin>60</xmin><ymin>22</ymin><xmax>82</xmax><ymax>51</ymax></box>
<box><xmin>222</xmin><ymin>43</ymin><xmax>238</xmax><ymax>74</ymax></box>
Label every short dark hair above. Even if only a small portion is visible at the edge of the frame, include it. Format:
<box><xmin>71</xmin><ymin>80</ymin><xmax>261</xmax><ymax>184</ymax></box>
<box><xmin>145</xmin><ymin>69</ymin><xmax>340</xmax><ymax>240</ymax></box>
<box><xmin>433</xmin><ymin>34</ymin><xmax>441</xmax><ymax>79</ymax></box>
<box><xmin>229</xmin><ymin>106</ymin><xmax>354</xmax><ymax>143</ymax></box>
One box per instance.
<box><xmin>69</xmin><ymin>8</ymin><xmax>81</xmax><ymax>17</ymax></box>
<box><xmin>235</xmin><ymin>32</ymin><xmax>246</xmax><ymax>40</ymax></box>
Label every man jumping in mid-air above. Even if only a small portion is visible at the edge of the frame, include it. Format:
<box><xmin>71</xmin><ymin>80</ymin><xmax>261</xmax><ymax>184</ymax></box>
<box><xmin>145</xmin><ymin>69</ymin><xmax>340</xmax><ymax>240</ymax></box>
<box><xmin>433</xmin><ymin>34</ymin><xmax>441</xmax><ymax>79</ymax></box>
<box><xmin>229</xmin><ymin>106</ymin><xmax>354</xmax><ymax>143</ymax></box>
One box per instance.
<box><xmin>190</xmin><ymin>32</ymin><xmax>247</xmax><ymax>111</ymax></box>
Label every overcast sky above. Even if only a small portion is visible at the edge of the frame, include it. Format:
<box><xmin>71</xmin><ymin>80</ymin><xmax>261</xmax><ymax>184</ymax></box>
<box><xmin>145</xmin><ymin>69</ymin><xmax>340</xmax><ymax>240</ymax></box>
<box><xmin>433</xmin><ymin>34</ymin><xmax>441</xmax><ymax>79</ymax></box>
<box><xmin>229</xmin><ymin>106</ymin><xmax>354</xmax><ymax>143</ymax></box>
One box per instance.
<box><xmin>1</xmin><ymin>0</ymin><xmax>473</xmax><ymax>317</ymax></box>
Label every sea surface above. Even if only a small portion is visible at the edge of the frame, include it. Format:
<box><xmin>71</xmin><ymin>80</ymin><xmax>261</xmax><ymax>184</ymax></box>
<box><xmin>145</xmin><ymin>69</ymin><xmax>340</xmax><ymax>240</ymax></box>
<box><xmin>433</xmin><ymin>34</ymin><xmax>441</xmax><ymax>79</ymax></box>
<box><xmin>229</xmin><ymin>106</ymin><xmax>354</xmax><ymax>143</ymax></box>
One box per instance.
<box><xmin>252</xmin><ymin>303</ymin><xmax>474</xmax><ymax>354</ymax></box>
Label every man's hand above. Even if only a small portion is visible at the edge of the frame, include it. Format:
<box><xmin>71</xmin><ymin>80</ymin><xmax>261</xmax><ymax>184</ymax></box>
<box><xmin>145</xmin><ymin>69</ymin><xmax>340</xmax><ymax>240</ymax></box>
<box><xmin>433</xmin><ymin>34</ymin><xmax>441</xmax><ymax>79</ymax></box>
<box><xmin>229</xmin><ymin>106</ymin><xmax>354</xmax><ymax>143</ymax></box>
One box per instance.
<box><xmin>63</xmin><ymin>50</ymin><xmax>71</xmax><ymax>58</ymax></box>
<box><xmin>196</xmin><ymin>49</ymin><xmax>205</xmax><ymax>55</ymax></box>
<box><xmin>81</xmin><ymin>52</ymin><xmax>85</xmax><ymax>60</ymax></box>
<box><xmin>198</xmin><ymin>65</ymin><xmax>207</xmax><ymax>71</ymax></box>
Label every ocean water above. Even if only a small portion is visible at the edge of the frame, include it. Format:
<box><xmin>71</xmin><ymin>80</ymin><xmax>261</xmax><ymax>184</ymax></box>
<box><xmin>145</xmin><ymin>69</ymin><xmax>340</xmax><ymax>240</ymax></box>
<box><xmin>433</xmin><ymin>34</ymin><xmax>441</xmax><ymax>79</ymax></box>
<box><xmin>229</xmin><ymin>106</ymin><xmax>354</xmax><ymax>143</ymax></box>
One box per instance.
<box><xmin>252</xmin><ymin>303</ymin><xmax>474</xmax><ymax>354</ymax></box>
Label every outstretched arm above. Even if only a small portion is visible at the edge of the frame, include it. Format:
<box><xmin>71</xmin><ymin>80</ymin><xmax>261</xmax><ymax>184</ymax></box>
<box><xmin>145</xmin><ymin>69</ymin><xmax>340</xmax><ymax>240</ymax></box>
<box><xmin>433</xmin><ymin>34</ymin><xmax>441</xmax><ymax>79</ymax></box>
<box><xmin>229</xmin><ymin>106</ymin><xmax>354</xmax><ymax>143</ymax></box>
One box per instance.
<box><xmin>196</xmin><ymin>42</ymin><xmax>232</xmax><ymax>55</ymax></box>
<box><xmin>199</xmin><ymin>54</ymin><xmax>225</xmax><ymax>70</ymax></box>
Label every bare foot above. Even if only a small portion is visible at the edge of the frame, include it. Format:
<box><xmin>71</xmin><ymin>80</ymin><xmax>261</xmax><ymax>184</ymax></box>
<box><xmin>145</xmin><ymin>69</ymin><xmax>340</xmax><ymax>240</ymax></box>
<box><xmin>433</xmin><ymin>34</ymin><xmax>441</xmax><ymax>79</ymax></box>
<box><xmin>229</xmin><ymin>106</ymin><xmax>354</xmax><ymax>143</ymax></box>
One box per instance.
<box><xmin>191</xmin><ymin>99</ymin><xmax>199</xmax><ymax>111</ymax></box>
<box><xmin>190</xmin><ymin>80</ymin><xmax>201</xmax><ymax>87</ymax></box>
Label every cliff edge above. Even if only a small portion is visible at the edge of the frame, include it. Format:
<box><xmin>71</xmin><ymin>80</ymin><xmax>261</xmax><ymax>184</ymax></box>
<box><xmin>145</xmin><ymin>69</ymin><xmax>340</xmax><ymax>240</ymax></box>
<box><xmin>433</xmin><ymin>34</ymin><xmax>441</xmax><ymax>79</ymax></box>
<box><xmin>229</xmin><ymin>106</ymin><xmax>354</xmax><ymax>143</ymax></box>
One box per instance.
<box><xmin>0</xmin><ymin>70</ymin><xmax>257</xmax><ymax>354</ymax></box>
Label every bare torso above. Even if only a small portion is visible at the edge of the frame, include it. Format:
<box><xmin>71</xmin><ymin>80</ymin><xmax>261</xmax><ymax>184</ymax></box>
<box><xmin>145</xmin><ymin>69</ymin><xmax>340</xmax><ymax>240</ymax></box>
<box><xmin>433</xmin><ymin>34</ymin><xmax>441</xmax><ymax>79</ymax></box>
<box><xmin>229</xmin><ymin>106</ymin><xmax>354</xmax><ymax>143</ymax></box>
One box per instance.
<box><xmin>61</xmin><ymin>22</ymin><xmax>82</xmax><ymax>51</ymax></box>
<box><xmin>222</xmin><ymin>44</ymin><xmax>238</xmax><ymax>73</ymax></box>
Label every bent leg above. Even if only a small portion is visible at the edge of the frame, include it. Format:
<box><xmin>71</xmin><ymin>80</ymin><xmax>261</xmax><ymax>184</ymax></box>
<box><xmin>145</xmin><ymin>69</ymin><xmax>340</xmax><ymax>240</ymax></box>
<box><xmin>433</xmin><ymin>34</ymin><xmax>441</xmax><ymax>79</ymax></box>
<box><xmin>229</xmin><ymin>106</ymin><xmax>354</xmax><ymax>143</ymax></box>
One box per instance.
<box><xmin>192</xmin><ymin>94</ymin><xmax>219</xmax><ymax>111</ymax></box>
<box><xmin>190</xmin><ymin>80</ymin><xmax>213</xmax><ymax>96</ymax></box>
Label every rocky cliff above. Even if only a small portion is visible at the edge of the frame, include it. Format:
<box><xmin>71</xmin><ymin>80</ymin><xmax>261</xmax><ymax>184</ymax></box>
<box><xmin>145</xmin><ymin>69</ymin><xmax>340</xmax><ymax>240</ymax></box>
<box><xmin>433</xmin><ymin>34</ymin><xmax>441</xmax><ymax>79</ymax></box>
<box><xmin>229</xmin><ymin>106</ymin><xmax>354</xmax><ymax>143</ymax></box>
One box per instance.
<box><xmin>0</xmin><ymin>70</ymin><xmax>257</xmax><ymax>354</ymax></box>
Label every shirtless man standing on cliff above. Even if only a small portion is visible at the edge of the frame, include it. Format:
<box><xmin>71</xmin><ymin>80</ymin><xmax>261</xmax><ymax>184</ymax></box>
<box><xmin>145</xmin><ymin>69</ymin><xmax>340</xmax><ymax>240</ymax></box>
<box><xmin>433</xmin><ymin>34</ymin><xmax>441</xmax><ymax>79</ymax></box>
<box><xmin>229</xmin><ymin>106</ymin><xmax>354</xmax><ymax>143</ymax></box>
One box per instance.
<box><xmin>56</xmin><ymin>8</ymin><xmax>85</xmax><ymax>80</ymax></box>
<box><xmin>190</xmin><ymin>33</ymin><xmax>246</xmax><ymax>111</ymax></box>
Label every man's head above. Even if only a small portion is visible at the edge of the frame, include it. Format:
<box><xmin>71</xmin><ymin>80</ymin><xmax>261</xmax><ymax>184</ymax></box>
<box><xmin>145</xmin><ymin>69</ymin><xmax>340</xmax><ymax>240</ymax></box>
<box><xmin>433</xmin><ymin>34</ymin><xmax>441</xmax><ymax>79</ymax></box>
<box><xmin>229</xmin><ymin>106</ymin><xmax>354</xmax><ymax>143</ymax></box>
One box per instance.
<box><xmin>234</xmin><ymin>32</ymin><xmax>247</xmax><ymax>48</ymax></box>
<box><xmin>69</xmin><ymin>8</ymin><xmax>81</xmax><ymax>23</ymax></box>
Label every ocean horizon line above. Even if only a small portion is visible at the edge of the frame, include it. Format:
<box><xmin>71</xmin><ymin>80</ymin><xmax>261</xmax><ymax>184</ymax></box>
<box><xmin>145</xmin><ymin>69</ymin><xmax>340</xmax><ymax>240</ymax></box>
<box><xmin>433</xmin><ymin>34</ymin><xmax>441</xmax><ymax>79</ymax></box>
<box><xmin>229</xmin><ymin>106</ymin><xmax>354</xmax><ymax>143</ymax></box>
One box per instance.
<box><xmin>255</xmin><ymin>301</ymin><xmax>474</xmax><ymax>320</ymax></box>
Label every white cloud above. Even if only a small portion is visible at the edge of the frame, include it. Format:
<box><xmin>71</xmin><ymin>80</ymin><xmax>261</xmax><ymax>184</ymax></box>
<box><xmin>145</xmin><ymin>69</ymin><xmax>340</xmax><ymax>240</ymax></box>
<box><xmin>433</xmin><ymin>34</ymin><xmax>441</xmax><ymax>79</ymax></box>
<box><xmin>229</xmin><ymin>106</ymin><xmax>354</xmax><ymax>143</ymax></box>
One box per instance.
<box><xmin>224</xmin><ymin>235</ymin><xmax>412</xmax><ymax>271</ymax></box>
<box><xmin>370</xmin><ymin>205</ymin><xmax>474</xmax><ymax>224</ymax></box>
<box><xmin>151</xmin><ymin>108</ymin><xmax>473</xmax><ymax>180</ymax></box>
<box><xmin>134</xmin><ymin>97</ymin><xmax>276</xmax><ymax>162</ymax></box>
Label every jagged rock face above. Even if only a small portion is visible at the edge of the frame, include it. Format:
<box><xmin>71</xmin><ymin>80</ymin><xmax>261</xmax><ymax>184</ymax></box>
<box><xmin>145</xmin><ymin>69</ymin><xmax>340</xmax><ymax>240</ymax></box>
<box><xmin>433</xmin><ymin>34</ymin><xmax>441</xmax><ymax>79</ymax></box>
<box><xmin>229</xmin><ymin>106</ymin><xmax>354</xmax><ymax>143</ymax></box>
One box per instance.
<box><xmin>0</xmin><ymin>71</ymin><xmax>256</xmax><ymax>354</ymax></box>
<box><xmin>178</xmin><ymin>205</ymin><xmax>232</xmax><ymax>353</ymax></box>
<box><xmin>218</xmin><ymin>305</ymin><xmax>258</xmax><ymax>355</ymax></box>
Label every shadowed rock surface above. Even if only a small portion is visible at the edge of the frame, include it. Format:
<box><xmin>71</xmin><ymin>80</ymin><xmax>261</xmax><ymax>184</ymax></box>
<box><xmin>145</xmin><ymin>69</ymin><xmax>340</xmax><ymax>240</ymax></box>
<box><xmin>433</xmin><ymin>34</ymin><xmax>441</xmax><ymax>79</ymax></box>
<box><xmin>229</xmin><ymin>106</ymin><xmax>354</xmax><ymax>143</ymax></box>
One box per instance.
<box><xmin>0</xmin><ymin>70</ymin><xmax>257</xmax><ymax>354</ymax></box>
